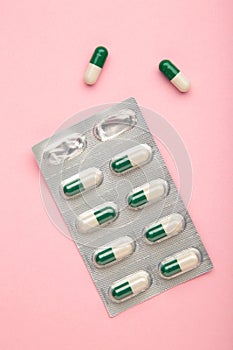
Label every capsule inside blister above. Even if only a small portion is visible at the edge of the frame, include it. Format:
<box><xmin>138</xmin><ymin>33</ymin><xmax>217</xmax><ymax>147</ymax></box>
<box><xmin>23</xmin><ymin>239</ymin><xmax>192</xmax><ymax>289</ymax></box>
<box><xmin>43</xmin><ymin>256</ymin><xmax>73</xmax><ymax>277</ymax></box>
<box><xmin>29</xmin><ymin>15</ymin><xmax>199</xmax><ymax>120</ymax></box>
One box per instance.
<box><xmin>61</xmin><ymin>167</ymin><xmax>103</xmax><ymax>199</ymax></box>
<box><xmin>110</xmin><ymin>144</ymin><xmax>152</xmax><ymax>174</ymax></box>
<box><xmin>127</xmin><ymin>179</ymin><xmax>169</xmax><ymax>209</ymax></box>
<box><xmin>43</xmin><ymin>133</ymin><xmax>86</xmax><ymax>165</ymax></box>
<box><xmin>110</xmin><ymin>270</ymin><xmax>151</xmax><ymax>303</ymax></box>
<box><xmin>94</xmin><ymin>236</ymin><xmax>136</xmax><ymax>267</ymax></box>
<box><xmin>159</xmin><ymin>248</ymin><xmax>201</xmax><ymax>279</ymax></box>
<box><xmin>93</xmin><ymin>109</ymin><xmax>137</xmax><ymax>141</ymax></box>
<box><xmin>144</xmin><ymin>213</ymin><xmax>185</xmax><ymax>243</ymax></box>
<box><xmin>76</xmin><ymin>202</ymin><xmax>118</xmax><ymax>233</ymax></box>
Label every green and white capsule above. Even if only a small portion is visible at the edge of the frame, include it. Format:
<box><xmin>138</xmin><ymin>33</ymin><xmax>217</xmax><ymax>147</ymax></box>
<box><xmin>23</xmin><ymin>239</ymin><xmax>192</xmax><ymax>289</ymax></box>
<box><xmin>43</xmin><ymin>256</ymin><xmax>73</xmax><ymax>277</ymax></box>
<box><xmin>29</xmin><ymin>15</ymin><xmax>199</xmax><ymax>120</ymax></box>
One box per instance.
<box><xmin>76</xmin><ymin>202</ymin><xmax>118</xmax><ymax>233</ymax></box>
<box><xmin>110</xmin><ymin>144</ymin><xmax>152</xmax><ymax>174</ymax></box>
<box><xmin>93</xmin><ymin>236</ymin><xmax>136</xmax><ymax>268</ymax></box>
<box><xmin>159</xmin><ymin>59</ymin><xmax>190</xmax><ymax>92</ymax></box>
<box><xmin>110</xmin><ymin>270</ymin><xmax>151</xmax><ymax>303</ymax></box>
<box><xmin>127</xmin><ymin>179</ymin><xmax>169</xmax><ymax>209</ymax></box>
<box><xmin>144</xmin><ymin>213</ymin><xmax>185</xmax><ymax>244</ymax></box>
<box><xmin>84</xmin><ymin>46</ymin><xmax>108</xmax><ymax>85</ymax></box>
<box><xmin>61</xmin><ymin>167</ymin><xmax>103</xmax><ymax>199</ymax></box>
<box><xmin>159</xmin><ymin>248</ymin><xmax>201</xmax><ymax>279</ymax></box>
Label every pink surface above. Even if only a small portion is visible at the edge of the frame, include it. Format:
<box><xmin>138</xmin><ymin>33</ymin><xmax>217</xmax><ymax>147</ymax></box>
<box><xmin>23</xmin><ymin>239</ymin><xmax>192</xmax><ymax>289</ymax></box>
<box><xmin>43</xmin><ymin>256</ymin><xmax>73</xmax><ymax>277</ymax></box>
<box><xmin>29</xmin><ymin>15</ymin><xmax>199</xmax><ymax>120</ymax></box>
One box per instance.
<box><xmin>0</xmin><ymin>1</ymin><xmax>232</xmax><ymax>349</ymax></box>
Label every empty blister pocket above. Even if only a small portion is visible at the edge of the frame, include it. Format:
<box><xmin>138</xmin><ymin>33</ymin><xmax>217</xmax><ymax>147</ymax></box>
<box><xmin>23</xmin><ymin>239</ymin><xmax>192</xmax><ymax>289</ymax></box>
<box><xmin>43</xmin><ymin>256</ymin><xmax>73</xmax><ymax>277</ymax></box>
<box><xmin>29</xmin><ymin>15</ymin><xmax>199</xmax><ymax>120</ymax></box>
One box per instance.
<box><xmin>93</xmin><ymin>109</ymin><xmax>137</xmax><ymax>141</ymax></box>
<box><xmin>32</xmin><ymin>97</ymin><xmax>213</xmax><ymax>317</ymax></box>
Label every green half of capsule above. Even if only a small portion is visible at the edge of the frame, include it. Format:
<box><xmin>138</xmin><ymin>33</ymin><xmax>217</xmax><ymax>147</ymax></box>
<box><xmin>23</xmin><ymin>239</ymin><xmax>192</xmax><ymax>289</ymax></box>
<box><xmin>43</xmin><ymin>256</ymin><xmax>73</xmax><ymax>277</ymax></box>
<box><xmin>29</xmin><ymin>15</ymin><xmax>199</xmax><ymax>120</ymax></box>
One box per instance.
<box><xmin>128</xmin><ymin>189</ymin><xmax>148</xmax><ymax>208</ymax></box>
<box><xmin>111</xmin><ymin>155</ymin><xmax>133</xmax><ymax>173</ymax></box>
<box><xmin>63</xmin><ymin>178</ymin><xmax>84</xmax><ymax>197</ymax></box>
<box><xmin>94</xmin><ymin>206</ymin><xmax>116</xmax><ymax>225</ymax></box>
<box><xmin>160</xmin><ymin>258</ymin><xmax>182</xmax><ymax>277</ymax></box>
<box><xmin>90</xmin><ymin>46</ymin><xmax>108</xmax><ymax>68</ymax></box>
<box><xmin>159</xmin><ymin>59</ymin><xmax>180</xmax><ymax>80</ymax></box>
<box><xmin>145</xmin><ymin>223</ymin><xmax>167</xmax><ymax>242</ymax></box>
<box><xmin>111</xmin><ymin>281</ymin><xmax>133</xmax><ymax>301</ymax></box>
<box><xmin>95</xmin><ymin>247</ymin><xmax>116</xmax><ymax>266</ymax></box>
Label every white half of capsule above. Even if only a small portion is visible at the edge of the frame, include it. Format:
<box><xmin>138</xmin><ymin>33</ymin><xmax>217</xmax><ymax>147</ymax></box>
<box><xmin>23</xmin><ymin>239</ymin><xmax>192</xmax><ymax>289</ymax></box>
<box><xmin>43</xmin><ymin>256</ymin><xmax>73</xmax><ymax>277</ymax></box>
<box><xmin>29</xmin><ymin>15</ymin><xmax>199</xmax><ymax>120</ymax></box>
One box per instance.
<box><xmin>111</xmin><ymin>144</ymin><xmax>153</xmax><ymax>173</ymax></box>
<box><xmin>177</xmin><ymin>249</ymin><xmax>200</xmax><ymax>271</ymax></box>
<box><xmin>142</xmin><ymin>179</ymin><xmax>169</xmax><ymax>202</ymax></box>
<box><xmin>160</xmin><ymin>248</ymin><xmax>201</xmax><ymax>279</ymax></box>
<box><xmin>84</xmin><ymin>63</ymin><xmax>102</xmax><ymax>85</ymax></box>
<box><xmin>93</xmin><ymin>236</ymin><xmax>136</xmax><ymax>268</ymax></box>
<box><xmin>110</xmin><ymin>270</ymin><xmax>151</xmax><ymax>303</ymax></box>
<box><xmin>171</xmin><ymin>72</ymin><xmax>190</xmax><ymax>92</ymax></box>
<box><xmin>61</xmin><ymin>167</ymin><xmax>103</xmax><ymax>199</ymax></box>
<box><xmin>76</xmin><ymin>202</ymin><xmax>118</xmax><ymax>233</ymax></box>
<box><xmin>144</xmin><ymin>213</ymin><xmax>185</xmax><ymax>243</ymax></box>
<box><xmin>126</xmin><ymin>144</ymin><xmax>152</xmax><ymax>166</ymax></box>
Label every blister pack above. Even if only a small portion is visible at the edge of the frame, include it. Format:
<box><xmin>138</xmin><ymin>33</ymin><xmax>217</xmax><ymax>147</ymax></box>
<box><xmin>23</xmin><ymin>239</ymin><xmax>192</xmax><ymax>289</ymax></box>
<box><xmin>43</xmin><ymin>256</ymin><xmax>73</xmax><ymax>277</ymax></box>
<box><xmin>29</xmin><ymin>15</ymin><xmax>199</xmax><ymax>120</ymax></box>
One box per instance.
<box><xmin>32</xmin><ymin>97</ymin><xmax>213</xmax><ymax>317</ymax></box>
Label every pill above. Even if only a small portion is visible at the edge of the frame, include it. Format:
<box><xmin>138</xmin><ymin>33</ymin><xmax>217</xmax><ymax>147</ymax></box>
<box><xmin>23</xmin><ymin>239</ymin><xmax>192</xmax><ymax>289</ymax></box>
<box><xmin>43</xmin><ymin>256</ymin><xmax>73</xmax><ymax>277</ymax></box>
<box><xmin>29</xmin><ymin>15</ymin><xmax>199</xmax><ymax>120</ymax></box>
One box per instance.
<box><xmin>144</xmin><ymin>213</ymin><xmax>185</xmax><ymax>243</ymax></box>
<box><xmin>94</xmin><ymin>236</ymin><xmax>136</xmax><ymax>267</ymax></box>
<box><xmin>127</xmin><ymin>179</ymin><xmax>169</xmax><ymax>209</ymax></box>
<box><xmin>84</xmin><ymin>46</ymin><xmax>108</xmax><ymax>85</ymax></box>
<box><xmin>159</xmin><ymin>59</ymin><xmax>190</xmax><ymax>92</ymax></box>
<box><xmin>110</xmin><ymin>270</ymin><xmax>151</xmax><ymax>302</ymax></box>
<box><xmin>159</xmin><ymin>248</ymin><xmax>201</xmax><ymax>279</ymax></box>
<box><xmin>110</xmin><ymin>144</ymin><xmax>152</xmax><ymax>174</ymax></box>
<box><xmin>61</xmin><ymin>167</ymin><xmax>103</xmax><ymax>199</ymax></box>
<box><xmin>93</xmin><ymin>109</ymin><xmax>137</xmax><ymax>141</ymax></box>
<box><xmin>76</xmin><ymin>202</ymin><xmax>118</xmax><ymax>232</ymax></box>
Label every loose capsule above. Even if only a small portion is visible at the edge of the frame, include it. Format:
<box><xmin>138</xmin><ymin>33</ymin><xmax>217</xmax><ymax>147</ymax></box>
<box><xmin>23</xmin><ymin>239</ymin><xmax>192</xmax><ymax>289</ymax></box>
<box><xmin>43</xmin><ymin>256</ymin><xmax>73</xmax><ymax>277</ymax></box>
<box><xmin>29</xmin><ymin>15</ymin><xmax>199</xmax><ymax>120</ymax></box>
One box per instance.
<box><xmin>159</xmin><ymin>59</ymin><xmax>190</xmax><ymax>92</ymax></box>
<box><xmin>76</xmin><ymin>202</ymin><xmax>118</xmax><ymax>233</ymax></box>
<box><xmin>61</xmin><ymin>167</ymin><xmax>103</xmax><ymax>199</ymax></box>
<box><xmin>110</xmin><ymin>144</ymin><xmax>152</xmax><ymax>174</ymax></box>
<box><xmin>159</xmin><ymin>248</ymin><xmax>201</xmax><ymax>279</ymax></box>
<box><xmin>84</xmin><ymin>46</ymin><xmax>108</xmax><ymax>85</ymax></box>
<box><xmin>144</xmin><ymin>213</ymin><xmax>185</xmax><ymax>243</ymax></box>
<box><xmin>93</xmin><ymin>236</ymin><xmax>136</xmax><ymax>267</ymax></box>
<box><xmin>127</xmin><ymin>179</ymin><xmax>169</xmax><ymax>209</ymax></box>
<box><xmin>110</xmin><ymin>270</ymin><xmax>151</xmax><ymax>302</ymax></box>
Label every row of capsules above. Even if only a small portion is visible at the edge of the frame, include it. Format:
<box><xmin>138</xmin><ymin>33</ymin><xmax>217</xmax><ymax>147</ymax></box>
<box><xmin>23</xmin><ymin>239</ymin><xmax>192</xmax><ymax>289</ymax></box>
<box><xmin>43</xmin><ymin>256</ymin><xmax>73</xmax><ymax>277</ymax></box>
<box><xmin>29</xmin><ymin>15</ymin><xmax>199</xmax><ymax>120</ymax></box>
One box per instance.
<box><xmin>60</xmin><ymin>141</ymin><xmax>202</xmax><ymax>303</ymax></box>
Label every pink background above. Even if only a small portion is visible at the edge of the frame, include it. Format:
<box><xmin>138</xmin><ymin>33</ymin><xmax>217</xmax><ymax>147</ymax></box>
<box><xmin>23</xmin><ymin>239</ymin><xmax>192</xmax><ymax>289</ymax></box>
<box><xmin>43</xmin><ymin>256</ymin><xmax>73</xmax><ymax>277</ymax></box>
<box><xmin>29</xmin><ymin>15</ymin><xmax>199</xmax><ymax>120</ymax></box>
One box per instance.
<box><xmin>1</xmin><ymin>1</ymin><xmax>232</xmax><ymax>349</ymax></box>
